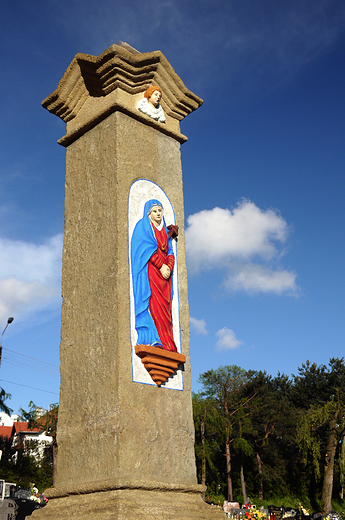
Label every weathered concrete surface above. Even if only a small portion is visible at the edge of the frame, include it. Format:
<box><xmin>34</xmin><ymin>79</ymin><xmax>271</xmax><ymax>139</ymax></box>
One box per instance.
<box><xmin>55</xmin><ymin>113</ymin><xmax>196</xmax><ymax>487</ymax></box>
<box><xmin>36</xmin><ymin>487</ymin><xmax>225</xmax><ymax>519</ymax></box>
<box><xmin>34</xmin><ymin>45</ymin><xmax>225</xmax><ymax>519</ymax></box>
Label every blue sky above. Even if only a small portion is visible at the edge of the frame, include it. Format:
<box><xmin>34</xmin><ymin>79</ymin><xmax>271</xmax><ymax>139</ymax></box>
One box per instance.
<box><xmin>1</xmin><ymin>0</ymin><xmax>345</xmax><ymax>413</ymax></box>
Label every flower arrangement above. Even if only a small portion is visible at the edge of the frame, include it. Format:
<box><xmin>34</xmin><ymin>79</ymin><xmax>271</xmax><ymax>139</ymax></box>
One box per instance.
<box><xmin>29</xmin><ymin>483</ymin><xmax>48</xmax><ymax>504</ymax></box>
<box><xmin>244</xmin><ymin>506</ymin><xmax>268</xmax><ymax>520</ymax></box>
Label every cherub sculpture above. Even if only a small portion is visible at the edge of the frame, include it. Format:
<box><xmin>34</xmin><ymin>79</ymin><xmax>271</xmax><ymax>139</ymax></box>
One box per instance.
<box><xmin>137</xmin><ymin>86</ymin><xmax>166</xmax><ymax>123</ymax></box>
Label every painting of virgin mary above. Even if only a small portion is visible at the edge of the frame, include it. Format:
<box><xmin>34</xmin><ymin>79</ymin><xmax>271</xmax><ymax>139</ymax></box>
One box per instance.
<box><xmin>131</xmin><ymin>199</ymin><xmax>177</xmax><ymax>352</ymax></box>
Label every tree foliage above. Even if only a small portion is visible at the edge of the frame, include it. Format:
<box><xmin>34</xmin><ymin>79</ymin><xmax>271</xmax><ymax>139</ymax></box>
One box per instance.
<box><xmin>193</xmin><ymin>358</ymin><xmax>345</xmax><ymax>512</ymax></box>
<box><xmin>197</xmin><ymin>365</ymin><xmax>254</xmax><ymax>502</ymax></box>
<box><xmin>19</xmin><ymin>401</ymin><xmax>58</xmax><ymax>486</ymax></box>
<box><xmin>293</xmin><ymin>358</ymin><xmax>345</xmax><ymax>512</ymax></box>
<box><xmin>0</xmin><ymin>436</ymin><xmax>53</xmax><ymax>491</ymax></box>
<box><xmin>0</xmin><ymin>387</ymin><xmax>12</xmax><ymax>415</ymax></box>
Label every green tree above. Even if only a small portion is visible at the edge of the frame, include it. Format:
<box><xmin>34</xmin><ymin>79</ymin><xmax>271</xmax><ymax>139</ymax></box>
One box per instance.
<box><xmin>19</xmin><ymin>402</ymin><xmax>58</xmax><ymax>485</ymax></box>
<box><xmin>193</xmin><ymin>392</ymin><xmax>222</xmax><ymax>500</ymax></box>
<box><xmin>0</xmin><ymin>435</ymin><xmax>53</xmax><ymax>491</ymax></box>
<box><xmin>294</xmin><ymin>358</ymin><xmax>345</xmax><ymax>513</ymax></box>
<box><xmin>242</xmin><ymin>371</ymin><xmax>296</xmax><ymax>500</ymax></box>
<box><xmin>198</xmin><ymin>365</ymin><xmax>253</xmax><ymax>502</ymax></box>
<box><xmin>232</xmin><ymin>400</ymin><xmax>253</xmax><ymax>504</ymax></box>
<box><xmin>0</xmin><ymin>387</ymin><xmax>12</xmax><ymax>415</ymax></box>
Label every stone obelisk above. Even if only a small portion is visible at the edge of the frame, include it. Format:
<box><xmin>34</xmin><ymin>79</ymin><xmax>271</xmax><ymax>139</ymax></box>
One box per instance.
<box><xmin>37</xmin><ymin>43</ymin><xmax>225</xmax><ymax>519</ymax></box>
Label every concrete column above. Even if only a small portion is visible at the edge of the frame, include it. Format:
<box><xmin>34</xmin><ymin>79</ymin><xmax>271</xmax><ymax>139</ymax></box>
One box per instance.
<box><xmin>35</xmin><ymin>43</ymin><xmax>225</xmax><ymax>520</ymax></box>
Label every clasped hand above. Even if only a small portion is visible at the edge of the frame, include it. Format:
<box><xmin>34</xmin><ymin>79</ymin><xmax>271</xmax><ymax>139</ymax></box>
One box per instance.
<box><xmin>160</xmin><ymin>264</ymin><xmax>171</xmax><ymax>279</ymax></box>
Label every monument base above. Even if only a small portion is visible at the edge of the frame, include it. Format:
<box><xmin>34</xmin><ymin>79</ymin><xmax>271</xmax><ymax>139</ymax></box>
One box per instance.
<box><xmin>32</xmin><ymin>480</ymin><xmax>226</xmax><ymax>519</ymax></box>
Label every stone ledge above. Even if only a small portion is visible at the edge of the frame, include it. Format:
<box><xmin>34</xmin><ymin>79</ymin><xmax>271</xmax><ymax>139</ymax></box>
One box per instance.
<box><xmin>135</xmin><ymin>344</ymin><xmax>186</xmax><ymax>386</ymax></box>
<box><xmin>44</xmin><ymin>477</ymin><xmax>205</xmax><ymax>499</ymax></box>
<box><xmin>34</xmin><ymin>486</ymin><xmax>226</xmax><ymax>520</ymax></box>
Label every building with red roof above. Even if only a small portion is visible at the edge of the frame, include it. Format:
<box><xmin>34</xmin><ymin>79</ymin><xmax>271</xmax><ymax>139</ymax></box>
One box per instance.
<box><xmin>0</xmin><ymin>426</ymin><xmax>12</xmax><ymax>441</ymax></box>
<box><xmin>0</xmin><ymin>413</ymin><xmax>53</xmax><ymax>459</ymax></box>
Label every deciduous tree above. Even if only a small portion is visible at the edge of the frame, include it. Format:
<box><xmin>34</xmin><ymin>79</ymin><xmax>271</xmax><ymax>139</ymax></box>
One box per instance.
<box><xmin>295</xmin><ymin>358</ymin><xmax>345</xmax><ymax>513</ymax></box>
<box><xmin>198</xmin><ymin>365</ymin><xmax>253</xmax><ymax>501</ymax></box>
<box><xmin>20</xmin><ymin>402</ymin><xmax>58</xmax><ymax>485</ymax></box>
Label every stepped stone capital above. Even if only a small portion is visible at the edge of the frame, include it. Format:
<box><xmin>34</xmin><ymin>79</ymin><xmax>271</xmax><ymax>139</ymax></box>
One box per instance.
<box><xmin>42</xmin><ymin>43</ymin><xmax>203</xmax><ymax>146</ymax></box>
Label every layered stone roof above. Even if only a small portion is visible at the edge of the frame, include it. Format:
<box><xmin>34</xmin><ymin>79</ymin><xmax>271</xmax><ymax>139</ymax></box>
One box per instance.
<box><xmin>42</xmin><ymin>43</ymin><xmax>203</xmax><ymax>145</ymax></box>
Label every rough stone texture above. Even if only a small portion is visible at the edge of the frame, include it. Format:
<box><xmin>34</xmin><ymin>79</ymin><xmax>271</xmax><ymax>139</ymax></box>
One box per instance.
<box><xmin>55</xmin><ymin>113</ymin><xmax>196</xmax><ymax>487</ymax></box>
<box><xmin>34</xmin><ymin>46</ymin><xmax>225</xmax><ymax>520</ymax></box>
<box><xmin>35</xmin><ymin>488</ymin><xmax>225</xmax><ymax>519</ymax></box>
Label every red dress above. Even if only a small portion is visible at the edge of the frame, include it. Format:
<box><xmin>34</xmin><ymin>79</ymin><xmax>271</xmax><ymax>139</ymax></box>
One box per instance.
<box><xmin>148</xmin><ymin>223</ymin><xmax>177</xmax><ymax>352</ymax></box>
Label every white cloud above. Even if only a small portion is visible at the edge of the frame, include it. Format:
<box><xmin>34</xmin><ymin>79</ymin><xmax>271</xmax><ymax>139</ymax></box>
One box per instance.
<box><xmin>185</xmin><ymin>200</ymin><xmax>298</xmax><ymax>295</ymax></box>
<box><xmin>186</xmin><ymin>201</ymin><xmax>288</xmax><ymax>270</ymax></box>
<box><xmin>0</xmin><ymin>235</ymin><xmax>63</xmax><ymax>323</ymax></box>
<box><xmin>216</xmin><ymin>327</ymin><xmax>243</xmax><ymax>351</ymax></box>
<box><xmin>224</xmin><ymin>264</ymin><xmax>298</xmax><ymax>295</ymax></box>
<box><xmin>190</xmin><ymin>317</ymin><xmax>208</xmax><ymax>335</ymax></box>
